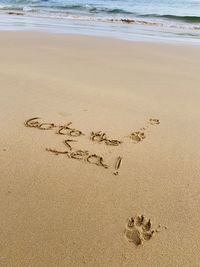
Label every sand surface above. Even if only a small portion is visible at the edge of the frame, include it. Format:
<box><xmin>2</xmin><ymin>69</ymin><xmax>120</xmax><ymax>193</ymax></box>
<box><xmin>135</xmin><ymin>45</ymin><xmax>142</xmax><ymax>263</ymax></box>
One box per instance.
<box><xmin>0</xmin><ymin>32</ymin><xmax>200</xmax><ymax>267</ymax></box>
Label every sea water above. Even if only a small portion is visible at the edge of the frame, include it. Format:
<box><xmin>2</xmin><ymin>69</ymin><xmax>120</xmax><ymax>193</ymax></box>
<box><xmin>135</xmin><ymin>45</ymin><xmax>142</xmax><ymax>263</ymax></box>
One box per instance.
<box><xmin>0</xmin><ymin>0</ymin><xmax>200</xmax><ymax>42</ymax></box>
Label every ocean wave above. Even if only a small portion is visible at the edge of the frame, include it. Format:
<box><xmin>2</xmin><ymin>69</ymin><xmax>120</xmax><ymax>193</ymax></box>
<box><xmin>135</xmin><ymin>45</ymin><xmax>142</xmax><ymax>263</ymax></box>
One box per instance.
<box><xmin>141</xmin><ymin>14</ymin><xmax>200</xmax><ymax>23</ymax></box>
<box><xmin>0</xmin><ymin>5</ymin><xmax>23</xmax><ymax>11</ymax></box>
<box><xmin>0</xmin><ymin>2</ymin><xmax>134</xmax><ymax>15</ymax></box>
<box><xmin>33</xmin><ymin>4</ymin><xmax>133</xmax><ymax>15</ymax></box>
<box><xmin>88</xmin><ymin>7</ymin><xmax>132</xmax><ymax>15</ymax></box>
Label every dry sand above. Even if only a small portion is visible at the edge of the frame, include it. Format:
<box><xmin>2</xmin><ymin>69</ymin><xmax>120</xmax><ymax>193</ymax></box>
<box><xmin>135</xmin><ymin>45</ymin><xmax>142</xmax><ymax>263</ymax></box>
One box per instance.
<box><xmin>0</xmin><ymin>32</ymin><xmax>200</xmax><ymax>267</ymax></box>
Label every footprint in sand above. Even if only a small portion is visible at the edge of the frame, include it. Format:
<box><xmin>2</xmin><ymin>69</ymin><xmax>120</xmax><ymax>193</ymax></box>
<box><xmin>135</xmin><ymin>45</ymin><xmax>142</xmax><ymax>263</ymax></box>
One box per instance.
<box><xmin>124</xmin><ymin>215</ymin><xmax>155</xmax><ymax>246</ymax></box>
<box><xmin>149</xmin><ymin>118</ymin><xmax>160</xmax><ymax>125</ymax></box>
<box><xmin>129</xmin><ymin>131</ymin><xmax>146</xmax><ymax>143</ymax></box>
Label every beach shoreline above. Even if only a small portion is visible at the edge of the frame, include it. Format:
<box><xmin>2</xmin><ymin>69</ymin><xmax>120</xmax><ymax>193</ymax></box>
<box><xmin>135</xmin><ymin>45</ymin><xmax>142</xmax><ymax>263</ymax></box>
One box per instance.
<box><xmin>0</xmin><ymin>32</ymin><xmax>200</xmax><ymax>267</ymax></box>
<box><xmin>0</xmin><ymin>12</ymin><xmax>200</xmax><ymax>43</ymax></box>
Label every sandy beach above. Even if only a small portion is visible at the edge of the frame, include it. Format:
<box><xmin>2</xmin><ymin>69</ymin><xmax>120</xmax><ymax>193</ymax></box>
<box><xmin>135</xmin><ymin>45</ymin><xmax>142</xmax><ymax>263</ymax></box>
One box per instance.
<box><xmin>0</xmin><ymin>32</ymin><xmax>200</xmax><ymax>267</ymax></box>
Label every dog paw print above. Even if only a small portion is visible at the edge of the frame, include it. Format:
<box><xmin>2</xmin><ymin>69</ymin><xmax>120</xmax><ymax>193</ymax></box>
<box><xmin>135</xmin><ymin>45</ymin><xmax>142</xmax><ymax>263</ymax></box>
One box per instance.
<box><xmin>124</xmin><ymin>215</ymin><xmax>155</xmax><ymax>246</ymax></box>
<box><xmin>129</xmin><ymin>131</ymin><xmax>146</xmax><ymax>143</ymax></box>
<box><xmin>149</xmin><ymin>118</ymin><xmax>160</xmax><ymax>125</ymax></box>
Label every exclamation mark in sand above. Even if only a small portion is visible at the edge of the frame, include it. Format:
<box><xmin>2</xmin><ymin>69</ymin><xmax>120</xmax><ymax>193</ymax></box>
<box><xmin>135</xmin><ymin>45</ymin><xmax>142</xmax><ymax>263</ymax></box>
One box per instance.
<box><xmin>114</xmin><ymin>156</ymin><xmax>122</xmax><ymax>175</ymax></box>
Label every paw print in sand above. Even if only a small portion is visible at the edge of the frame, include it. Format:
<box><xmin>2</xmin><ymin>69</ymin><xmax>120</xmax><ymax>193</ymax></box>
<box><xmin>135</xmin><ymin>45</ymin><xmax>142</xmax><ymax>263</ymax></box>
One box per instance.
<box><xmin>149</xmin><ymin>118</ymin><xmax>160</xmax><ymax>125</ymax></box>
<box><xmin>124</xmin><ymin>215</ymin><xmax>155</xmax><ymax>246</ymax></box>
<box><xmin>130</xmin><ymin>131</ymin><xmax>146</xmax><ymax>143</ymax></box>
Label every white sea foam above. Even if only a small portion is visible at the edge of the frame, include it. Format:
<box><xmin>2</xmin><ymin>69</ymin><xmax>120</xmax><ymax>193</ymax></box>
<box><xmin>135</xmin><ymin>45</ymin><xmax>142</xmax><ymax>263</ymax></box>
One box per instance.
<box><xmin>23</xmin><ymin>6</ymin><xmax>33</xmax><ymax>12</ymax></box>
